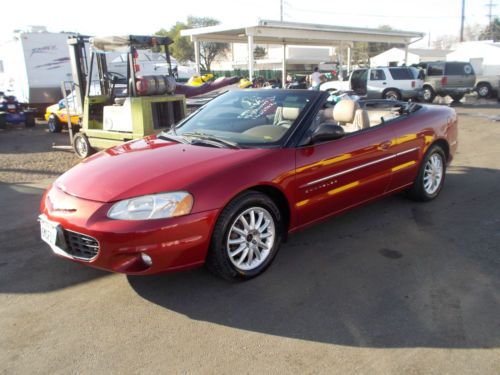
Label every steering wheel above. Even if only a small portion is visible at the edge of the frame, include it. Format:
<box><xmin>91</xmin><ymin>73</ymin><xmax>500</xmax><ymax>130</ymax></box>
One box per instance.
<box><xmin>104</xmin><ymin>71</ymin><xmax>126</xmax><ymax>83</ymax></box>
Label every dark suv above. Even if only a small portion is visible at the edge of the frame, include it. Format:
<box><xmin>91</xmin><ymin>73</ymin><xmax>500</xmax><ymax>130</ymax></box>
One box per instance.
<box><xmin>415</xmin><ymin>61</ymin><xmax>476</xmax><ymax>103</ymax></box>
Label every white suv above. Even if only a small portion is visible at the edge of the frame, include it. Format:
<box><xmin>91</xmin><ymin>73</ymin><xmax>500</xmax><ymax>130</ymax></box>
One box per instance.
<box><xmin>321</xmin><ymin>67</ymin><xmax>424</xmax><ymax>101</ymax></box>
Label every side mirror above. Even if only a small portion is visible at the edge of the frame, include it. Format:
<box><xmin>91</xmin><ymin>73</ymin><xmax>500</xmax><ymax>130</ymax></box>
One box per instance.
<box><xmin>311</xmin><ymin>123</ymin><xmax>345</xmax><ymax>143</ymax></box>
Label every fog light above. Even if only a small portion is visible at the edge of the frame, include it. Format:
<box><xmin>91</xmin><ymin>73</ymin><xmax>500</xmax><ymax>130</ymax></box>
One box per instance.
<box><xmin>141</xmin><ymin>253</ymin><xmax>152</xmax><ymax>267</ymax></box>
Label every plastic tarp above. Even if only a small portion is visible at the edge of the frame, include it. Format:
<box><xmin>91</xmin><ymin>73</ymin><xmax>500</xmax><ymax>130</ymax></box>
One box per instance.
<box><xmin>90</xmin><ymin>36</ymin><xmax>132</xmax><ymax>53</ymax></box>
<box><xmin>90</xmin><ymin>35</ymin><xmax>174</xmax><ymax>53</ymax></box>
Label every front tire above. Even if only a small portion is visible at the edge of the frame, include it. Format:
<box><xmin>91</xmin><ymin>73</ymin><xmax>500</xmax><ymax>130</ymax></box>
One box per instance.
<box><xmin>422</xmin><ymin>86</ymin><xmax>435</xmax><ymax>103</ymax></box>
<box><xmin>47</xmin><ymin>114</ymin><xmax>62</xmax><ymax>133</ymax></box>
<box><xmin>73</xmin><ymin>133</ymin><xmax>95</xmax><ymax>159</ymax></box>
<box><xmin>407</xmin><ymin>145</ymin><xmax>446</xmax><ymax>202</ymax></box>
<box><xmin>383</xmin><ymin>89</ymin><xmax>401</xmax><ymax>101</ymax></box>
<box><xmin>206</xmin><ymin>191</ymin><xmax>283</xmax><ymax>281</ymax></box>
<box><xmin>24</xmin><ymin>112</ymin><xmax>35</xmax><ymax>128</ymax></box>
<box><xmin>476</xmin><ymin>83</ymin><xmax>491</xmax><ymax>98</ymax></box>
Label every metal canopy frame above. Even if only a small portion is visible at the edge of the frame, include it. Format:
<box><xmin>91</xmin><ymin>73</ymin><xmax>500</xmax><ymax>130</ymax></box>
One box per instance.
<box><xmin>181</xmin><ymin>20</ymin><xmax>424</xmax><ymax>85</ymax></box>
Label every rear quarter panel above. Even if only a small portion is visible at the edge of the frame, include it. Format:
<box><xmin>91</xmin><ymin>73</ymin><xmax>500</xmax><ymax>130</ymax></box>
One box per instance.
<box><xmin>388</xmin><ymin>104</ymin><xmax>457</xmax><ymax>191</ymax></box>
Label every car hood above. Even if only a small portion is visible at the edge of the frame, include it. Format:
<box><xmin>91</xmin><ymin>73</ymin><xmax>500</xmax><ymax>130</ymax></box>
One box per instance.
<box><xmin>55</xmin><ymin>136</ymin><xmax>271</xmax><ymax>203</ymax></box>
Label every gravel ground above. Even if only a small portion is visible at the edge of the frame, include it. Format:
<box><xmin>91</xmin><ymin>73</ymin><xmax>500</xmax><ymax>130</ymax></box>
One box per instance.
<box><xmin>0</xmin><ymin>121</ymin><xmax>79</xmax><ymax>184</ymax></box>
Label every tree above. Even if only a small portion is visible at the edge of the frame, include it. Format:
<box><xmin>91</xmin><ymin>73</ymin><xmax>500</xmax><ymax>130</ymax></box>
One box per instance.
<box><xmin>253</xmin><ymin>46</ymin><xmax>267</xmax><ymax>59</ymax></box>
<box><xmin>156</xmin><ymin>17</ymin><xmax>228</xmax><ymax>72</ymax></box>
<box><xmin>349</xmin><ymin>25</ymin><xmax>405</xmax><ymax>65</ymax></box>
<box><xmin>479</xmin><ymin>17</ymin><xmax>500</xmax><ymax>42</ymax></box>
<box><xmin>432</xmin><ymin>34</ymin><xmax>458</xmax><ymax>50</ymax></box>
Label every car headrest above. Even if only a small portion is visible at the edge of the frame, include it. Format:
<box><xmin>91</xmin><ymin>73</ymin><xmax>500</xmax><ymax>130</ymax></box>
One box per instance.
<box><xmin>333</xmin><ymin>100</ymin><xmax>360</xmax><ymax>123</ymax></box>
<box><xmin>282</xmin><ymin>107</ymin><xmax>300</xmax><ymax>121</ymax></box>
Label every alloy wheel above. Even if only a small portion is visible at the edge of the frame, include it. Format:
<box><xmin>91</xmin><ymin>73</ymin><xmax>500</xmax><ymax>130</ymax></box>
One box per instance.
<box><xmin>226</xmin><ymin>207</ymin><xmax>275</xmax><ymax>271</ymax></box>
<box><xmin>423</xmin><ymin>153</ymin><xmax>443</xmax><ymax>195</ymax></box>
<box><xmin>76</xmin><ymin>137</ymin><xmax>88</xmax><ymax>157</ymax></box>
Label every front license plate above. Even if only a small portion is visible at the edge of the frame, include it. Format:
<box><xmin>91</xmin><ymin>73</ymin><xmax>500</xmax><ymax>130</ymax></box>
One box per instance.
<box><xmin>7</xmin><ymin>104</ymin><xmax>15</xmax><ymax>109</ymax></box>
<box><xmin>40</xmin><ymin>217</ymin><xmax>58</xmax><ymax>246</ymax></box>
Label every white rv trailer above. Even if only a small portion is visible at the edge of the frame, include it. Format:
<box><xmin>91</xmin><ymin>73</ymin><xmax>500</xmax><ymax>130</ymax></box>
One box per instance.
<box><xmin>0</xmin><ymin>27</ymin><xmax>74</xmax><ymax>108</ymax></box>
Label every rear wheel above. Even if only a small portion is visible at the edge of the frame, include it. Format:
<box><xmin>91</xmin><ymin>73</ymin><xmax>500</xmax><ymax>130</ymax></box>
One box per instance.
<box><xmin>383</xmin><ymin>89</ymin><xmax>401</xmax><ymax>101</ymax></box>
<box><xmin>476</xmin><ymin>83</ymin><xmax>491</xmax><ymax>98</ymax></box>
<box><xmin>24</xmin><ymin>112</ymin><xmax>35</xmax><ymax>128</ymax></box>
<box><xmin>407</xmin><ymin>145</ymin><xmax>446</xmax><ymax>202</ymax></box>
<box><xmin>422</xmin><ymin>86</ymin><xmax>435</xmax><ymax>103</ymax></box>
<box><xmin>206</xmin><ymin>191</ymin><xmax>283</xmax><ymax>281</ymax></box>
<box><xmin>73</xmin><ymin>133</ymin><xmax>95</xmax><ymax>159</ymax></box>
<box><xmin>47</xmin><ymin>114</ymin><xmax>62</xmax><ymax>133</ymax></box>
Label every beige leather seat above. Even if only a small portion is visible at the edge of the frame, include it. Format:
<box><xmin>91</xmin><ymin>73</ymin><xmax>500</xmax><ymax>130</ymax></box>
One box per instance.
<box><xmin>333</xmin><ymin>100</ymin><xmax>370</xmax><ymax>132</ymax></box>
<box><xmin>273</xmin><ymin>106</ymin><xmax>300</xmax><ymax>128</ymax></box>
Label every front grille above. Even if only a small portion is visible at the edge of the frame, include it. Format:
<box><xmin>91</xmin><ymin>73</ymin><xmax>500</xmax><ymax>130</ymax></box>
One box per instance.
<box><xmin>63</xmin><ymin>230</ymin><xmax>99</xmax><ymax>260</ymax></box>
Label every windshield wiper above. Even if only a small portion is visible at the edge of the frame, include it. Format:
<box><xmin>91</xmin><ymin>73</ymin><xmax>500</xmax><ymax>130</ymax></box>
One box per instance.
<box><xmin>158</xmin><ymin>132</ymin><xmax>191</xmax><ymax>144</ymax></box>
<box><xmin>182</xmin><ymin>132</ymin><xmax>240</xmax><ymax>149</ymax></box>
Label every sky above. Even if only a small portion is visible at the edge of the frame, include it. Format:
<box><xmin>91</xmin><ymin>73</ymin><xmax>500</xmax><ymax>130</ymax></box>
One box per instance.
<box><xmin>1</xmin><ymin>0</ymin><xmax>496</xmax><ymax>47</ymax></box>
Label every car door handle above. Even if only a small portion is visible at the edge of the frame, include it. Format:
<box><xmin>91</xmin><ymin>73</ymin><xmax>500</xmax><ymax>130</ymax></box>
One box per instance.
<box><xmin>382</xmin><ymin>82</ymin><xmax>387</xmax><ymax>85</ymax></box>
<box><xmin>378</xmin><ymin>141</ymin><xmax>392</xmax><ymax>150</ymax></box>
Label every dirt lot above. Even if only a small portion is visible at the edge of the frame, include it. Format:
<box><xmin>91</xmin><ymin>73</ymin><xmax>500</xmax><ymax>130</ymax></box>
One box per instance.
<box><xmin>1</xmin><ymin>103</ymin><xmax>500</xmax><ymax>374</ymax></box>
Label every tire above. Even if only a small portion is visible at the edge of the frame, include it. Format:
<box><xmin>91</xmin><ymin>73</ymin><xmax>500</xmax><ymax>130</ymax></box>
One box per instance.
<box><xmin>24</xmin><ymin>113</ymin><xmax>35</xmax><ymax>128</ymax></box>
<box><xmin>422</xmin><ymin>86</ymin><xmax>435</xmax><ymax>103</ymax></box>
<box><xmin>47</xmin><ymin>114</ymin><xmax>62</xmax><ymax>133</ymax></box>
<box><xmin>0</xmin><ymin>114</ymin><xmax>5</xmax><ymax>129</ymax></box>
<box><xmin>450</xmin><ymin>93</ymin><xmax>464</xmax><ymax>102</ymax></box>
<box><xmin>383</xmin><ymin>89</ymin><xmax>401</xmax><ymax>101</ymax></box>
<box><xmin>73</xmin><ymin>133</ymin><xmax>95</xmax><ymax>159</ymax></box>
<box><xmin>476</xmin><ymin>83</ymin><xmax>491</xmax><ymax>98</ymax></box>
<box><xmin>206</xmin><ymin>191</ymin><xmax>284</xmax><ymax>281</ymax></box>
<box><xmin>407</xmin><ymin>145</ymin><xmax>446</xmax><ymax>202</ymax></box>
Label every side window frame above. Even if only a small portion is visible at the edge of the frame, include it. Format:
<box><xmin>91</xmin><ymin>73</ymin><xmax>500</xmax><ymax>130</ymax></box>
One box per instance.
<box><xmin>369</xmin><ymin>69</ymin><xmax>386</xmax><ymax>81</ymax></box>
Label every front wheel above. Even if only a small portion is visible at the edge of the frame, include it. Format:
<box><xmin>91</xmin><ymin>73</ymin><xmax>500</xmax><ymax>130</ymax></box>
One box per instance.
<box><xmin>476</xmin><ymin>83</ymin><xmax>491</xmax><ymax>98</ymax></box>
<box><xmin>73</xmin><ymin>133</ymin><xmax>95</xmax><ymax>159</ymax></box>
<box><xmin>24</xmin><ymin>113</ymin><xmax>35</xmax><ymax>127</ymax></box>
<box><xmin>422</xmin><ymin>86</ymin><xmax>435</xmax><ymax>103</ymax></box>
<box><xmin>407</xmin><ymin>145</ymin><xmax>446</xmax><ymax>202</ymax></box>
<box><xmin>383</xmin><ymin>89</ymin><xmax>401</xmax><ymax>101</ymax></box>
<box><xmin>47</xmin><ymin>114</ymin><xmax>62</xmax><ymax>133</ymax></box>
<box><xmin>206</xmin><ymin>191</ymin><xmax>283</xmax><ymax>281</ymax></box>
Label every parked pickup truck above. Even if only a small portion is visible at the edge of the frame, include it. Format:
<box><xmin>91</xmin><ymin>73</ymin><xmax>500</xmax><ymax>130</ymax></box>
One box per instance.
<box><xmin>320</xmin><ymin>66</ymin><xmax>423</xmax><ymax>101</ymax></box>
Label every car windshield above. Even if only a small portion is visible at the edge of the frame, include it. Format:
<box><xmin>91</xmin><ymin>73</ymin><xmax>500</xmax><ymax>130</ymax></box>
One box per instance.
<box><xmin>169</xmin><ymin>90</ymin><xmax>315</xmax><ymax>147</ymax></box>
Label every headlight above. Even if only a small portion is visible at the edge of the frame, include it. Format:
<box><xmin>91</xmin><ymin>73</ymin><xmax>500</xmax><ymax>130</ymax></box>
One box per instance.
<box><xmin>107</xmin><ymin>192</ymin><xmax>193</xmax><ymax>220</ymax></box>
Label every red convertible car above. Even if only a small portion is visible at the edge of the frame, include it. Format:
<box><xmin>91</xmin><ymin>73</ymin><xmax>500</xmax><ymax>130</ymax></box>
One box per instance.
<box><xmin>39</xmin><ymin>90</ymin><xmax>457</xmax><ymax>280</ymax></box>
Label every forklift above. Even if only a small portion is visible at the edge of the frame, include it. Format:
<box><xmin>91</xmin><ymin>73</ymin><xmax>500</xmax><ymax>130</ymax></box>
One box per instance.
<box><xmin>66</xmin><ymin>35</ymin><xmax>186</xmax><ymax>158</ymax></box>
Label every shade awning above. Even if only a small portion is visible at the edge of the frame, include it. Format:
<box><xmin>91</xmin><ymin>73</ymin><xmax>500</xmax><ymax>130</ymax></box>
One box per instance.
<box><xmin>181</xmin><ymin>20</ymin><xmax>424</xmax><ymax>46</ymax></box>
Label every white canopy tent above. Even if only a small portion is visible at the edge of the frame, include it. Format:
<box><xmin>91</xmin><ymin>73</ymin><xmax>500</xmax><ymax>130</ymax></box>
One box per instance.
<box><xmin>181</xmin><ymin>20</ymin><xmax>424</xmax><ymax>84</ymax></box>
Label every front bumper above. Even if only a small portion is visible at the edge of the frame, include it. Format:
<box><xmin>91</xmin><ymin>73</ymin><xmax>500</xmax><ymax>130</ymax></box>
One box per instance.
<box><xmin>40</xmin><ymin>186</ymin><xmax>219</xmax><ymax>275</ymax></box>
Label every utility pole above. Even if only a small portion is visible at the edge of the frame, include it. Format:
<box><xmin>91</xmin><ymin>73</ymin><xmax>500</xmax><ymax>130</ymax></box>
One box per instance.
<box><xmin>460</xmin><ymin>0</ymin><xmax>465</xmax><ymax>42</ymax></box>
<box><xmin>280</xmin><ymin>0</ymin><xmax>284</xmax><ymax>22</ymax></box>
